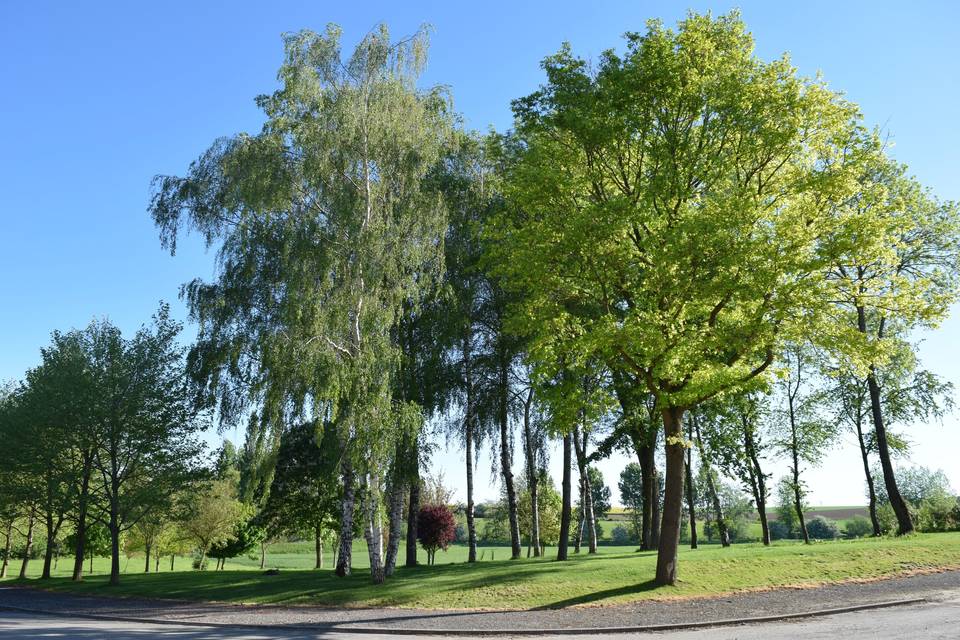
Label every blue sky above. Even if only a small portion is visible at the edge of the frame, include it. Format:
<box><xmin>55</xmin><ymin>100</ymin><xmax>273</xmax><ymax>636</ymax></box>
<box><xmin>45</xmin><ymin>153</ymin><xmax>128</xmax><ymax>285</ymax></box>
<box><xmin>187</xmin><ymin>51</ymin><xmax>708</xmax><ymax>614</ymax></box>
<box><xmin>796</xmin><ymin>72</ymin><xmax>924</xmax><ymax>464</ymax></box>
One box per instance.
<box><xmin>2</xmin><ymin>1</ymin><xmax>958</xmax><ymax>506</ymax></box>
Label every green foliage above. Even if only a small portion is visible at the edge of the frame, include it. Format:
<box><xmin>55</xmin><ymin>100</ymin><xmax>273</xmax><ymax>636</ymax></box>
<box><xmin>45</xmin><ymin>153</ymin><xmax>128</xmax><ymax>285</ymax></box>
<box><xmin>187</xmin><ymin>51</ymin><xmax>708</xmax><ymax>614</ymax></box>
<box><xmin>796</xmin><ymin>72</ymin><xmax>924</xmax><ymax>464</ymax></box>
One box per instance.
<box><xmin>844</xmin><ymin>516</ymin><xmax>875</xmax><ymax>539</ymax></box>
<box><xmin>806</xmin><ymin>516</ymin><xmax>840</xmax><ymax>540</ymax></box>
<box><xmin>618</xmin><ymin>463</ymin><xmax>644</xmax><ymax>540</ymax></box>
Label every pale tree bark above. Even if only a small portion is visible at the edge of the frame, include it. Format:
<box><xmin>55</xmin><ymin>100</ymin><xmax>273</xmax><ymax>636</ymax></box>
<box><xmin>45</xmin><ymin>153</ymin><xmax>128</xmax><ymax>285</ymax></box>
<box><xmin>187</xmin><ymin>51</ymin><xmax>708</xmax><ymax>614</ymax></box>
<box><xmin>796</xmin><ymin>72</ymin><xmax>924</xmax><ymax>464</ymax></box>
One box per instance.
<box><xmin>743</xmin><ymin>420</ymin><xmax>770</xmax><ymax>546</ymax></box>
<box><xmin>685</xmin><ymin>421</ymin><xmax>698</xmax><ymax>550</ymax></box>
<box><xmin>384</xmin><ymin>466</ymin><xmax>405</xmax><ymax>576</ymax></box>
<box><xmin>363</xmin><ymin>473</ymin><xmax>385</xmax><ymax>584</ymax></box>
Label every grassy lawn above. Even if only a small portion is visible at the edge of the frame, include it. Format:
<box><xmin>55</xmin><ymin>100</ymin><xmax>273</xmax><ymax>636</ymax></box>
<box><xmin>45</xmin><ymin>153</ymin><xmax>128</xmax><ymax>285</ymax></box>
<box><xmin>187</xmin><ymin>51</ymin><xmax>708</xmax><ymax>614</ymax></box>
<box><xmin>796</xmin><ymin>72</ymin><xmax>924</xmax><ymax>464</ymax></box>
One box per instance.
<box><xmin>6</xmin><ymin>532</ymin><xmax>959</xmax><ymax>609</ymax></box>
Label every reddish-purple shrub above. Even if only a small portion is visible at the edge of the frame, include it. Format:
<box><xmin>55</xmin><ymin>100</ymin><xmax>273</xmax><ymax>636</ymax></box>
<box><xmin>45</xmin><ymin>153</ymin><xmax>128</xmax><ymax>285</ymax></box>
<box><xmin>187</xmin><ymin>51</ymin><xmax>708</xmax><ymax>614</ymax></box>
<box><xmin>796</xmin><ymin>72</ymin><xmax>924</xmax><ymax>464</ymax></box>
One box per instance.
<box><xmin>417</xmin><ymin>503</ymin><xmax>456</xmax><ymax>565</ymax></box>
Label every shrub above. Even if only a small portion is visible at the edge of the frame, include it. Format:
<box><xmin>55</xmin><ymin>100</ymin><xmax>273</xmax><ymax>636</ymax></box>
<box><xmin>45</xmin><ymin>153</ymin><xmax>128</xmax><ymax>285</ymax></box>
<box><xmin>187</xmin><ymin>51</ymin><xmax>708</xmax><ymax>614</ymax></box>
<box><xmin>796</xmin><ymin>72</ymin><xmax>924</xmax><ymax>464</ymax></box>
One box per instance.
<box><xmin>417</xmin><ymin>504</ymin><xmax>456</xmax><ymax>565</ymax></box>
<box><xmin>844</xmin><ymin>515</ymin><xmax>874</xmax><ymax>538</ymax></box>
<box><xmin>769</xmin><ymin>520</ymin><xmax>792</xmax><ymax>540</ymax></box>
<box><xmin>611</xmin><ymin>524</ymin><xmax>633</xmax><ymax>545</ymax></box>
<box><xmin>918</xmin><ymin>493</ymin><xmax>960</xmax><ymax>532</ymax></box>
<box><xmin>806</xmin><ymin>516</ymin><xmax>839</xmax><ymax>540</ymax></box>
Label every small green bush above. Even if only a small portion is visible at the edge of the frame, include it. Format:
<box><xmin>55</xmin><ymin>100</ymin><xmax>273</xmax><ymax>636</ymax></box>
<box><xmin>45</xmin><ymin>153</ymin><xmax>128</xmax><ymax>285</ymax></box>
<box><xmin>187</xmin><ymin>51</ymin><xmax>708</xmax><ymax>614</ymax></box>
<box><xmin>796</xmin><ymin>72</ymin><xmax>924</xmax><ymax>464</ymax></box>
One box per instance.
<box><xmin>844</xmin><ymin>515</ymin><xmax>874</xmax><ymax>538</ymax></box>
<box><xmin>806</xmin><ymin>516</ymin><xmax>840</xmax><ymax>540</ymax></box>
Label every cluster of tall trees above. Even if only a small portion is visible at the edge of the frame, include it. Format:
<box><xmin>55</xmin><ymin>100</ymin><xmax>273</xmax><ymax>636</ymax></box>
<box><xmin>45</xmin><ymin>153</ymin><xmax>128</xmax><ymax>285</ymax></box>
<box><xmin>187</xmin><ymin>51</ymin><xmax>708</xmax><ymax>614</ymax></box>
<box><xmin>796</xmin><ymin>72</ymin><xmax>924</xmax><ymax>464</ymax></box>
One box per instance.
<box><xmin>3</xmin><ymin>12</ymin><xmax>957</xmax><ymax>589</ymax></box>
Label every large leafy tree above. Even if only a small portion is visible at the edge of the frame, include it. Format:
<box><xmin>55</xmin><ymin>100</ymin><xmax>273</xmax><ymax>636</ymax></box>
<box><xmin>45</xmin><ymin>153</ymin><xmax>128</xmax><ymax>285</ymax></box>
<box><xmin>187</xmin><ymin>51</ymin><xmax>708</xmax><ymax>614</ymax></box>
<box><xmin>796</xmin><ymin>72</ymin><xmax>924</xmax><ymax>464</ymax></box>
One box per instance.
<box><xmin>150</xmin><ymin>25</ymin><xmax>453</xmax><ymax>584</ymax></box>
<box><xmin>492</xmin><ymin>12</ymin><xmax>862</xmax><ymax>584</ymax></box>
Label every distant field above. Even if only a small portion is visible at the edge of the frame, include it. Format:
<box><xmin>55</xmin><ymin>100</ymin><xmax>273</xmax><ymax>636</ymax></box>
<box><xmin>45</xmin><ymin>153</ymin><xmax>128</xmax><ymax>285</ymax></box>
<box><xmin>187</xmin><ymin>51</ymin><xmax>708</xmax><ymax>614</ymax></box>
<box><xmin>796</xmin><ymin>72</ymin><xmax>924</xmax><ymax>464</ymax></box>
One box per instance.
<box><xmin>10</xmin><ymin>533</ymin><xmax>960</xmax><ymax>609</ymax></box>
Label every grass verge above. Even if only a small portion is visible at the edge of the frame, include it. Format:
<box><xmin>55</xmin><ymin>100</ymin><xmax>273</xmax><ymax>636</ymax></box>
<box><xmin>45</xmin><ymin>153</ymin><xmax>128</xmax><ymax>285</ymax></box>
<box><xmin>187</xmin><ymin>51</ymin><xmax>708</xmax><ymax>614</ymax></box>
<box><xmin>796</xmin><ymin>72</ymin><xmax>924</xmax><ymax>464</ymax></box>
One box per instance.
<box><xmin>7</xmin><ymin>532</ymin><xmax>959</xmax><ymax>610</ymax></box>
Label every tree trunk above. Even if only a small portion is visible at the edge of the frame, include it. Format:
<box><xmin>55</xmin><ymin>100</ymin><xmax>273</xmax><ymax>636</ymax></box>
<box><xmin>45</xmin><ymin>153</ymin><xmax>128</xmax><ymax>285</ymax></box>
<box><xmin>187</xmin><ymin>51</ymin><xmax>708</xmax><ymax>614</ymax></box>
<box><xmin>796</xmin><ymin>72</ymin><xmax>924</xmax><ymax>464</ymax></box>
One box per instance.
<box><xmin>144</xmin><ymin>543</ymin><xmax>151</xmax><ymax>573</ymax></box>
<box><xmin>335</xmin><ymin>454</ymin><xmax>355</xmax><ymax>577</ymax></box>
<box><xmin>19</xmin><ymin>507</ymin><xmax>36</xmax><ymax>579</ymax></box>
<box><xmin>155</xmin><ymin>553</ymin><xmax>160</xmax><ymax>573</ymax></box>
<box><xmin>655</xmin><ymin>406</ymin><xmax>686</xmax><ymax>586</ymax></box>
<box><xmin>498</xmin><ymin>355</ymin><xmax>522</xmax><ymax>560</ymax></box>
<box><xmin>867</xmin><ymin>369</ymin><xmax>914</xmax><ymax>534</ymax></box>
<box><xmin>638</xmin><ymin>444</ymin><xmax>654</xmax><ymax>550</ymax></box>
<box><xmin>260</xmin><ymin>541</ymin><xmax>266</xmax><ymax>570</ymax></box>
<box><xmin>855</xmin><ymin>414</ymin><xmax>883</xmax><ymax>536</ymax></box>
<box><xmin>71</xmin><ymin>454</ymin><xmax>93</xmax><ymax>581</ymax></box>
<box><xmin>1</xmin><ymin>520</ymin><xmax>12</xmax><ymax>578</ymax></box>
<box><xmin>170</xmin><ymin>554</ymin><xmax>175</xmax><ymax>571</ymax></box>
<box><xmin>463</xmin><ymin>332</ymin><xmax>478</xmax><ymax>563</ymax></box>
<box><xmin>788</xmin><ymin>394</ymin><xmax>810</xmax><ymax>544</ymax></box>
<box><xmin>685</xmin><ymin>441</ymin><xmax>698</xmax><ymax>550</ymax></box>
<box><xmin>89</xmin><ymin>551</ymin><xmax>94</xmax><ymax>574</ymax></box>
<box><xmin>363</xmin><ymin>473</ymin><xmax>385</xmax><ymax>584</ymax></box>
<box><xmin>405</xmin><ymin>450</ymin><xmax>420</xmax><ymax>568</ymax></box>
<box><xmin>557</xmin><ymin>433</ymin><xmax>572</xmax><ymax>561</ymax></box>
<box><xmin>108</xmin><ymin>496</ymin><xmax>121</xmax><ymax>585</ymax></box>
<box><xmin>744</xmin><ymin>424</ymin><xmax>770</xmax><ymax>546</ymax></box>
<box><xmin>572</xmin><ymin>428</ymin><xmax>597</xmax><ymax>554</ymax></box>
<box><xmin>465</xmin><ymin>410</ymin><xmax>477</xmax><ymax>563</ymax></box>
<box><xmin>41</xmin><ymin>511</ymin><xmax>55</xmax><ymax>579</ymax></box>
<box><xmin>384</xmin><ymin>459</ymin><xmax>405</xmax><ymax>576</ymax></box>
<box><xmin>693</xmin><ymin>419</ymin><xmax>729</xmax><ymax>547</ymax></box>
<box><xmin>522</xmin><ymin>387</ymin><xmax>541</xmax><ymax>557</ymax></box>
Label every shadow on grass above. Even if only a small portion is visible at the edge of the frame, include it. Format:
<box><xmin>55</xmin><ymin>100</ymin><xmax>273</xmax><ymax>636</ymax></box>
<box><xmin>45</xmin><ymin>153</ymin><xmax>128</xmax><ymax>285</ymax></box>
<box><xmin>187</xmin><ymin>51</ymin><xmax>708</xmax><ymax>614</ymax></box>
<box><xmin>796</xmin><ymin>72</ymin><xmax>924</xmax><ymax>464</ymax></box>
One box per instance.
<box><xmin>532</xmin><ymin>579</ymin><xmax>662</xmax><ymax>609</ymax></box>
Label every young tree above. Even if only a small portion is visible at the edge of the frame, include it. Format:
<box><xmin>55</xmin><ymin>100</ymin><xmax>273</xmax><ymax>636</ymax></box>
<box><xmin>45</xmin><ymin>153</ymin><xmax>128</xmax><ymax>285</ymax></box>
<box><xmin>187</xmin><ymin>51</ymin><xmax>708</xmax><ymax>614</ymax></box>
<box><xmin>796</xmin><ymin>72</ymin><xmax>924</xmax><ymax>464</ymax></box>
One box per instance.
<box><xmin>182</xmin><ymin>478</ymin><xmax>246</xmax><ymax>570</ymax></box>
<box><xmin>417</xmin><ymin>504</ymin><xmax>456</xmax><ymax>565</ymax></box>
<box><xmin>150</xmin><ymin>25</ymin><xmax>454</xmax><ymax>584</ymax></box>
<box><xmin>84</xmin><ymin>309</ymin><xmax>205</xmax><ymax>586</ymax></box>
<box><xmin>492</xmin><ymin>12</ymin><xmax>865</xmax><ymax>584</ymax></box>
<box><xmin>772</xmin><ymin>345</ymin><xmax>836</xmax><ymax>544</ymax></box>
<box><xmin>259</xmin><ymin>421</ymin><xmax>341</xmax><ymax>570</ymax></box>
<box><xmin>825</xmin><ymin>144</ymin><xmax>960</xmax><ymax>535</ymax></box>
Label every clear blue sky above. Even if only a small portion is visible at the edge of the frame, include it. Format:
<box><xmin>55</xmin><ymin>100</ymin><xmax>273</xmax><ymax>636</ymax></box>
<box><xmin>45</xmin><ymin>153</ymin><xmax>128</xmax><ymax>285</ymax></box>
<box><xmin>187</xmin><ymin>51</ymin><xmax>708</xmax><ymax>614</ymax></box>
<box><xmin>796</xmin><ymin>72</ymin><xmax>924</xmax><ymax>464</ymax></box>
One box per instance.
<box><xmin>2</xmin><ymin>1</ymin><xmax>958</xmax><ymax>505</ymax></box>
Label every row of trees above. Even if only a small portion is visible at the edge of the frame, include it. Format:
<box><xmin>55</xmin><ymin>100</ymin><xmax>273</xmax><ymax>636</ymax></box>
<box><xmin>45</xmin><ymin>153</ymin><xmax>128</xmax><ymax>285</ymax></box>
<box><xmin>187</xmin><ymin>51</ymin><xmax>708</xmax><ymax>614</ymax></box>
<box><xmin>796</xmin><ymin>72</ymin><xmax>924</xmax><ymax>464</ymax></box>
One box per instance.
<box><xmin>147</xmin><ymin>13</ymin><xmax>959</xmax><ymax>587</ymax></box>
<box><xmin>2</xmin><ymin>11</ymin><xmax>957</xmax><ymax>589</ymax></box>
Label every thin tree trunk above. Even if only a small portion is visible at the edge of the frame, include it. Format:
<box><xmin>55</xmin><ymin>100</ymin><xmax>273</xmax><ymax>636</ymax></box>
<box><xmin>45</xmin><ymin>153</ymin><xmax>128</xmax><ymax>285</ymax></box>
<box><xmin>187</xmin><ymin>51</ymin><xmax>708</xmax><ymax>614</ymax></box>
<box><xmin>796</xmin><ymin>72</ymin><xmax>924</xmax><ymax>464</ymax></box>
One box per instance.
<box><xmin>655</xmin><ymin>406</ymin><xmax>686</xmax><ymax>586</ymax></box>
<box><xmin>855</xmin><ymin>414</ymin><xmax>882</xmax><ymax>536</ymax></box>
<box><xmin>693</xmin><ymin>419</ymin><xmax>729</xmax><ymax>547</ymax></box>
<box><xmin>557</xmin><ymin>433</ymin><xmax>572</xmax><ymax>561</ymax></box>
<box><xmin>638</xmin><ymin>443</ymin><xmax>653</xmax><ymax>550</ymax></box>
<box><xmin>19</xmin><ymin>506</ymin><xmax>36</xmax><ymax>579</ymax></box>
<box><xmin>89</xmin><ymin>551</ymin><xmax>94</xmax><ymax>574</ymax></box>
<box><xmin>744</xmin><ymin>424</ymin><xmax>770</xmax><ymax>546</ymax></box>
<box><xmin>522</xmin><ymin>387</ymin><xmax>541</xmax><ymax>557</ymax></box>
<box><xmin>108</xmin><ymin>495</ymin><xmax>121</xmax><ymax>585</ymax></box>
<box><xmin>572</xmin><ymin>428</ymin><xmax>597</xmax><ymax>554</ymax></box>
<box><xmin>498</xmin><ymin>354</ymin><xmax>521</xmax><ymax>560</ymax></box>
<box><xmin>335</xmin><ymin>454</ymin><xmax>355</xmax><ymax>577</ymax></box>
<box><xmin>71</xmin><ymin>454</ymin><xmax>93</xmax><ymax>581</ymax></box>
<box><xmin>144</xmin><ymin>543</ymin><xmax>151</xmax><ymax>573</ymax></box>
<box><xmin>465</xmin><ymin>410</ymin><xmax>477</xmax><ymax>563</ymax></box>
<box><xmin>260</xmin><ymin>541</ymin><xmax>266</xmax><ymax>570</ymax></box>
<box><xmin>788</xmin><ymin>392</ymin><xmax>810</xmax><ymax>544</ymax></box>
<box><xmin>363</xmin><ymin>473</ymin><xmax>385</xmax><ymax>584</ymax></box>
<box><xmin>170</xmin><ymin>554</ymin><xmax>175</xmax><ymax>571</ymax></box>
<box><xmin>155</xmin><ymin>553</ymin><xmax>160</xmax><ymax>573</ymax></box>
<box><xmin>41</xmin><ymin>511</ymin><xmax>55</xmax><ymax>579</ymax></box>
<box><xmin>463</xmin><ymin>332</ymin><xmax>478</xmax><ymax>563</ymax></box>
<box><xmin>316</xmin><ymin>524</ymin><xmax>323</xmax><ymax>569</ymax></box>
<box><xmin>384</xmin><ymin>456</ymin><xmax>405</xmax><ymax>576</ymax></box>
<box><xmin>405</xmin><ymin>450</ymin><xmax>420</xmax><ymax>568</ymax></box>
<box><xmin>685</xmin><ymin>436</ymin><xmax>698</xmax><ymax>550</ymax></box>
<box><xmin>1</xmin><ymin>520</ymin><xmax>12</xmax><ymax>578</ymax></box>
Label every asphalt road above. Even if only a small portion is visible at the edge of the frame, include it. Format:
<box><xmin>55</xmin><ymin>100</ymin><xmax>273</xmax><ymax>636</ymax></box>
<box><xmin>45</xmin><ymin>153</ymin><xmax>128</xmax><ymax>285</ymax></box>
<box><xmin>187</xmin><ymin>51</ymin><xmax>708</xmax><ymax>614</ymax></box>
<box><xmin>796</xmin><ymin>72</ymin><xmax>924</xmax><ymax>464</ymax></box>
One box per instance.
<box><xmin>2</xmin><ymin>597</ymin><xmax>959</xmax><ymax>640</ymax></box>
